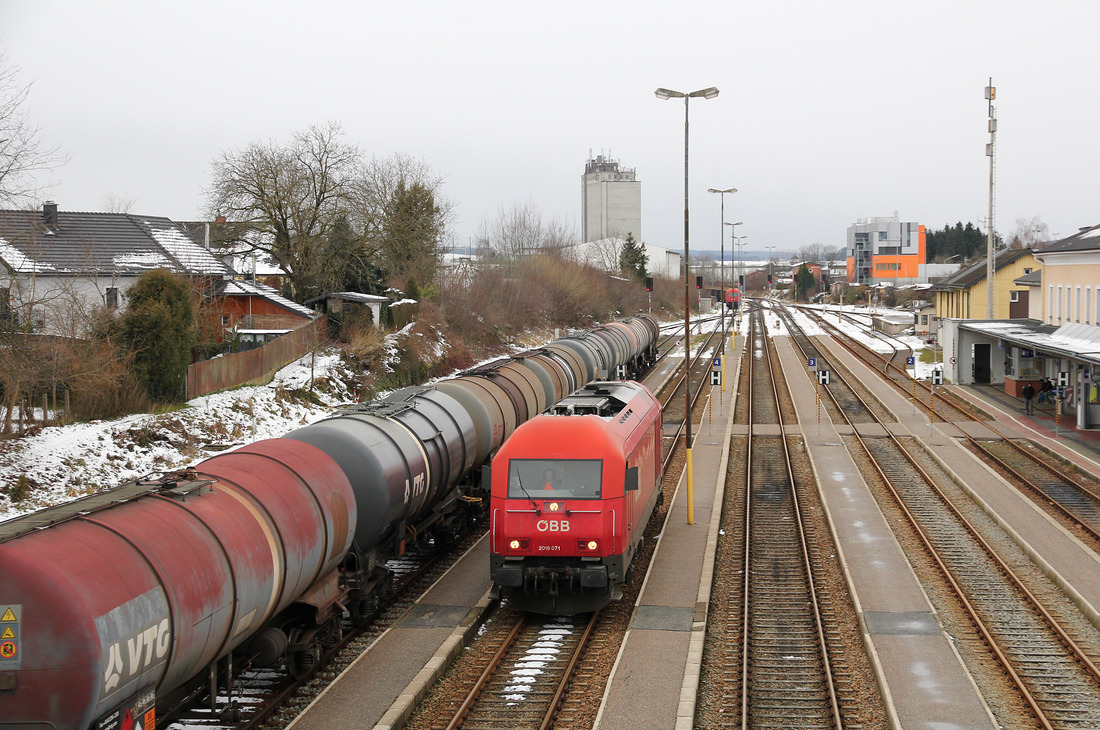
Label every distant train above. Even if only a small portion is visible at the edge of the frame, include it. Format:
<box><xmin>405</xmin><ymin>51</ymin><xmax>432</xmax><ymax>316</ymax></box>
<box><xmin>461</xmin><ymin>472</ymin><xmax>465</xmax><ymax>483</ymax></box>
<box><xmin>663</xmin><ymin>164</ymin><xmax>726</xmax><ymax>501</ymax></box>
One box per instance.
<box><xmin>725</xmin><ymin>287</ymin><xmax>741</xmax><ymax>310</ymax></box>
<box><xmin>0</xmin><ymin>315</ymin><xmax>659</xmax><ymax>730</ymax></box>
<box><xmin>488</xmin><ymin>380</ymin><xmax>663</xmax><ymax>615</ymax></box>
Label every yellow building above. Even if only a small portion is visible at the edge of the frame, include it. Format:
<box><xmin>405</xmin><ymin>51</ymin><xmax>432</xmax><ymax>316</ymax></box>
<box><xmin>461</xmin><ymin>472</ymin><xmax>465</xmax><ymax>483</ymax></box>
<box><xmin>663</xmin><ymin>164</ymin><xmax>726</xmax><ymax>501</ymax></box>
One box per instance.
<box><xmin>931</xmin><ymin>248</ymin><xmax>1039</xmax><ymax>320</ymax></box>
<box><xmin>1033</xmin><ymin>224</ymin><xmax>1100</xmax><ymax>326</ymax></box>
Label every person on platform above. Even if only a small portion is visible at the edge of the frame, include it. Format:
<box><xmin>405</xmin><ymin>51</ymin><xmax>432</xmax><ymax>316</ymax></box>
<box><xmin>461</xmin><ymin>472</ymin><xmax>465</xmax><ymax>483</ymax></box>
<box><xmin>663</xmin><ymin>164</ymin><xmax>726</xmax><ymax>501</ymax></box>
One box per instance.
<box><xmin>1038</xmin><ymin>378</ymin><xmax>1054</xmax><ymax>403</ymax></box>
<box><xmin>1022</xmin><ymin>381</ymin><xmax>1036</xmax><ymax>415</ymax></box>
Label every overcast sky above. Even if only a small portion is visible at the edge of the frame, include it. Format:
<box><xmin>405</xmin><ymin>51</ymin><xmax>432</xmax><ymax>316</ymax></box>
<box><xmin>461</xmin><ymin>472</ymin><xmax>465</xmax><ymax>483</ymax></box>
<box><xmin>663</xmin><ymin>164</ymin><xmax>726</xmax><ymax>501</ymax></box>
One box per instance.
<box><xmin>2</xmin><ymin>1</ymin><xmax>1097</xmax><ymax>257</ymax></box>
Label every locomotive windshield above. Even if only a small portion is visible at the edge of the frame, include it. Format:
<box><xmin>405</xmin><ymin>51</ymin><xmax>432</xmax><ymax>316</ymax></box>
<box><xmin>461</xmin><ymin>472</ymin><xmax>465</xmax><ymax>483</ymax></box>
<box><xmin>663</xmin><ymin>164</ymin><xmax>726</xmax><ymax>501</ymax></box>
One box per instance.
<box><xmin>508</xmin><ymin>459</ymin><xmax>603</xmax><ymax>500</ymax></box>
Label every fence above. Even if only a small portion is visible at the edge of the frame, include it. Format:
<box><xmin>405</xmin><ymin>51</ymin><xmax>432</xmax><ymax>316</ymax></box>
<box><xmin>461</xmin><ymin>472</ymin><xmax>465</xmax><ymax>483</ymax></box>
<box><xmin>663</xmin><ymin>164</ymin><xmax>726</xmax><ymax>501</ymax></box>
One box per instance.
<box><xmin>185</xmin><ymin>316</ymin><xmax>329</xmax><ymax>400</ymax></box>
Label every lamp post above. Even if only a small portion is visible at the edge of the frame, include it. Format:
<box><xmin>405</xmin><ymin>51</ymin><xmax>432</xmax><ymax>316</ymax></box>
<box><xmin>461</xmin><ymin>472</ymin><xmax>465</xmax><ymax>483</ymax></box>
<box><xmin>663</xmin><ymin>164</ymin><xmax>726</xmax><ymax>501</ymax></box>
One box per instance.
<box><xmin>734</xmin><ymin>235</ymin><xmax>748</xmax><ymax>287</ymax></box>
<box><xmin>708</xmin><ymin>189</ymin><xmax>737</xmax><ymax>360</ymax></box>
<box><xmin>765</xmin><ymin>245</ymin><xmax>776</xmax><ymax>295</ymax></box>
<box><xmin>656</xmin><ymin>85</ymin><xmax>719</xmax><ymax>526</ymax></box>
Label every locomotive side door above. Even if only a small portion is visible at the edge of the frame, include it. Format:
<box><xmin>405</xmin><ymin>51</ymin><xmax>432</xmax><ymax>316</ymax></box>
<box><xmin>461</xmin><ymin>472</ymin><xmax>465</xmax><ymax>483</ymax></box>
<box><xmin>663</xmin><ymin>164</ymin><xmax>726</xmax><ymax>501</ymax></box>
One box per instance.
<box><xmin>624</xmin><ymin>465</ymin><xmax>640</xmax><ymax>532</ymax></box>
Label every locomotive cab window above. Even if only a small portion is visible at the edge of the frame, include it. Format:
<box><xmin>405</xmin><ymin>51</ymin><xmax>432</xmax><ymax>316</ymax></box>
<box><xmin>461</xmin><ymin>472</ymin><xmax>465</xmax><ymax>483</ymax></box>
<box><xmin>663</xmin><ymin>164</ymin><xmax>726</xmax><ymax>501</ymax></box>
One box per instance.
<box><xmin>508</xmin><ymin>459</ymin><xmax>603</xmax><ymax>499</ymax></box>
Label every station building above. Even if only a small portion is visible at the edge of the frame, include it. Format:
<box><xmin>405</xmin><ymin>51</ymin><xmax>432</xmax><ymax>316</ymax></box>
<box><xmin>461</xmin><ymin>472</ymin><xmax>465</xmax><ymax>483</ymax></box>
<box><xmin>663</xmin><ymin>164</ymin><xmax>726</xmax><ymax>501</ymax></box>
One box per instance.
<box><xmin>939</xmin><ymin>225</ymin><xmax>1100</xmax><ymax>430</ymax></box>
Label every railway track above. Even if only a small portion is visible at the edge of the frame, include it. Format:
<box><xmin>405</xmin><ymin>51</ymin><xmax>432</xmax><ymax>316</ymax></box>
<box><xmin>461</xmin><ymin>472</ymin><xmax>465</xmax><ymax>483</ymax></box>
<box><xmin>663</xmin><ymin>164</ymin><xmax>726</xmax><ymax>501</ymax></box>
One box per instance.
<box><xmin>426</xmin><ymin>611</ymin><xmax>599</xmax><ymax>729</ymax></box>
<box><xmin>781</xmin><ymin>307</ymin><xmax>1100</xmax><ymax>728</ymax></box>
<box><xmin>794</xmin><ymin>303</ymin><xmax>1100</xmax><ymax>556</ymax></box>
<box><xmin>698</xmin><ymin>308</ymin><xmax>850</xmax><ymax>728</ymax></box>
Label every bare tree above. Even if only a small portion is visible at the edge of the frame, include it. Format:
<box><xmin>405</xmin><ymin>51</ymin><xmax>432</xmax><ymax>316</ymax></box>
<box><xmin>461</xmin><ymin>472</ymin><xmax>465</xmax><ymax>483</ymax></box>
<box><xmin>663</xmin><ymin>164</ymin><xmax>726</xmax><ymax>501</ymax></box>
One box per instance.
<box><xmin>476</xmin><ymin>201</ymin><xmax>575</xmax><ymax>262</ymax></box>
<box><xmin>205</xmin><ymin>121</ymin><xmax>363</xmax><ymax>301</ymax></box>
<box><xmin>1008</xmin><ymin>215</ymin><xmax>1050</xmax><ymax>249</ymax></box>
<box><xmin>0</xmin><ymin>55</ymin><xmax>65</xmax><ymax>206</ymax></box>
<box><xmin>354</xmin><ymin>153</ymin><xmax>454</xmax><ymax>289</ymax></box>
<box><xmin>102</xmin><ymin>192</ymin><xmax>137</xmax><ymax>214</ymax></box>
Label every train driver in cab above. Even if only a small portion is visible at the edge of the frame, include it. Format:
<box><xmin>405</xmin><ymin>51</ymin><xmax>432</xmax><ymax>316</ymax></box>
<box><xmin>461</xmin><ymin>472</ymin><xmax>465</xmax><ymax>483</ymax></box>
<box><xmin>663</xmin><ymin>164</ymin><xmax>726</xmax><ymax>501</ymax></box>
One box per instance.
<box><xmin>542</xmin><ymin>467</ymin><xmax>561</xmax><ymax>491</ymax></box>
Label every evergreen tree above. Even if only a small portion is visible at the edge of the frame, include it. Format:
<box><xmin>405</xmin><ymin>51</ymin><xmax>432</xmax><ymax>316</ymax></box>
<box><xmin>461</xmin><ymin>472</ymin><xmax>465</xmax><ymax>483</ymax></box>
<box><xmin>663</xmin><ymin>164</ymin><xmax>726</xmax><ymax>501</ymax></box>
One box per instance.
<box><xmin>117</xmin><ymin>270</ymin><xmax>194</xmax><ymax>402</ymax></box>
<box><xmin>378</xmin><ymin>181</ymin><xmax>444</xmax><ymax>290</ymax></box>
<box><xmin>619</xmin><ymin>232</ymin><xmax>648</xmax><ymax>281</ymax></box>
<box><xmin>794</xmin><ymin>264</ymin><xmax>815</xmax><ymax>302</ymax></box>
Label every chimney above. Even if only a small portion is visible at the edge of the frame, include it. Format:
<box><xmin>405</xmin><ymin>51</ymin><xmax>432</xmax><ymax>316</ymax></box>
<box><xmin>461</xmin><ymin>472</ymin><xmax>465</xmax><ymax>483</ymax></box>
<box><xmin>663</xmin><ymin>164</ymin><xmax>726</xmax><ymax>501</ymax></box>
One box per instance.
<box><xmin>43</xmin><ymin>201</ymin><xmax>59</xmax><ymax>227</ymax></box>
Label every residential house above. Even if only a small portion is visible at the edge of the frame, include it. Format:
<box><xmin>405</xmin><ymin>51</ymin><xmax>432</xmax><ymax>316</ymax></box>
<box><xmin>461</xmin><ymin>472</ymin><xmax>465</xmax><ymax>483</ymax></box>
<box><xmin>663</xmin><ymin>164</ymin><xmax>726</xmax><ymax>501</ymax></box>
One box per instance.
<box><xmin>204</xmin><ymin>279</ymin><xmax>316</xmax><ymax>350</ymax></box>
<box><xmin>0</xmin><ymin>202</ymin><xmax>233</xmax><ymax>337</ymax></box>
<box><xmin>929</xmin><ymin>247</ymin><xmax>1039</xmax><ymax>321</ymax></box>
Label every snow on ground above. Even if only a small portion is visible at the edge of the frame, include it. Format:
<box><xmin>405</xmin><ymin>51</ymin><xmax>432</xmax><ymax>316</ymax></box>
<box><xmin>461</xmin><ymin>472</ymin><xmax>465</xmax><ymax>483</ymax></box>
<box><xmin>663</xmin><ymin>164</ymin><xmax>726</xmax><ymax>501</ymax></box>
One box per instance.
<box><xmin>0</xmin><ymin>350</ymin><xmax>358</xmax><ymax>522</ymax></box>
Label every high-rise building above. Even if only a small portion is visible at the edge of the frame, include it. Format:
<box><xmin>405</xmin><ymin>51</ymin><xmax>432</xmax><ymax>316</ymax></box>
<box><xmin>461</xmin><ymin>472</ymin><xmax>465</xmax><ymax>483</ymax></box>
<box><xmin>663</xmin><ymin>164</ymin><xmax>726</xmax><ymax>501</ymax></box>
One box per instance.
<box><xmin>846</xmin><ymin>215</ymin><xmax>925</xmax><ymax>285</ymax></box>
<box><xmin>582</xmin><ymin>154</ymin><xmax>641</xmax><ymax>243</ymax></box>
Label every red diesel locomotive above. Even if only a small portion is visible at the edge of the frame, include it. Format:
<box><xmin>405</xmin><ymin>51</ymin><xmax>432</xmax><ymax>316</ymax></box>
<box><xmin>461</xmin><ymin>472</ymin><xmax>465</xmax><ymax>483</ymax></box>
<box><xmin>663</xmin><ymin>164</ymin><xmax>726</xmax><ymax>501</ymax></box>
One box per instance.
<box><xmin>488</xmin><ymin>381</ymin><xmax>662</xmax><ymax>614</ymax></box>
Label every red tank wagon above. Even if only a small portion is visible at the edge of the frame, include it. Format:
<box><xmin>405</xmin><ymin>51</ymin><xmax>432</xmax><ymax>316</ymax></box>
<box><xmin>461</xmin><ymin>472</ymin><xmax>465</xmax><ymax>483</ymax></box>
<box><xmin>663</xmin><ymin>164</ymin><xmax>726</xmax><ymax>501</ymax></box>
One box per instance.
<box><xmin>488</xmin><ymin>381</ymin><xmax>662</xmax><ymax>614</ymax></box>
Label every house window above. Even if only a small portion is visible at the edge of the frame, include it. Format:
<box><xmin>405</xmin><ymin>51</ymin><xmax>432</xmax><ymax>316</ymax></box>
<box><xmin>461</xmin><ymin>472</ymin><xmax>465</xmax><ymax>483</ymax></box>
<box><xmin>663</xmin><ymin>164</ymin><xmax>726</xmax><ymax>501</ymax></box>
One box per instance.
<box><xmin>1023</xmin><ymin>268</ymin><xmax>1032</xmax><ymax>274</ymax></box>
<box><xmin>221</xmin><ymin>315</ymin><xmax>230</xmax><ymax>326</ymax></box>
<box><xmin>1076</xmin><ymin>286</ymin><xmax>1082</xmax><ymax>323</ymax></box>
<box><xmin>106</xmin><ymin>287</ymin><xmax>119</xmax><ymax>310</ymax></box>
<box><xmin>921</xmin><ymin>315</ymin><xmax>928</xmax><ymax>325</ymax></box>
<box><xmin>1010</xmin><ymin>291</ymin><xmax>1019</xmax><ymax>303</ymax></box>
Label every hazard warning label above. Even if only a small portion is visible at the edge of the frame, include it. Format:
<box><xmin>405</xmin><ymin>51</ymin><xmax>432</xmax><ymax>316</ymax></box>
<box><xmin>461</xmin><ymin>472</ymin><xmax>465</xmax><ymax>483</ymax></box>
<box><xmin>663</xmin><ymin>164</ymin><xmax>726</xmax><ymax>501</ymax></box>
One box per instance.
<box><xmin>0</xmin><ymin>604</ymin><xmax>21</xmax><ymax>668</ymax></box>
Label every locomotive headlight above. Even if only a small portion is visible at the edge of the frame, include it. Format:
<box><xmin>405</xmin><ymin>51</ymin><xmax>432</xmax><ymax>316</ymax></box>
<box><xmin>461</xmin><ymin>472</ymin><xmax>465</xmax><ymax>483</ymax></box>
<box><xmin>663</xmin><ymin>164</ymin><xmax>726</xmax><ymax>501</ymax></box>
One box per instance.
<box><xmin>548</xmin><ymin>502</ymin><xmax>561</xmax><ymax>512</ymax></box>
<box><xmin>586</xmin><ymin>540</ymin><xmax>598</xmax><ymax>551</ymax></box>
<box><xmin>510</xmin><ymin>539</ymin><xmax>520</xmax><ymax>549</ymax></box>
<box><xmin>508</xmin><ymin>538</ymin><xmax>529</xmax><ymax>551</ymax></box>
<box><xmin>577</xmin><ymin>539</ymin><xmax>599</xmax><ymax>551</ymax></box>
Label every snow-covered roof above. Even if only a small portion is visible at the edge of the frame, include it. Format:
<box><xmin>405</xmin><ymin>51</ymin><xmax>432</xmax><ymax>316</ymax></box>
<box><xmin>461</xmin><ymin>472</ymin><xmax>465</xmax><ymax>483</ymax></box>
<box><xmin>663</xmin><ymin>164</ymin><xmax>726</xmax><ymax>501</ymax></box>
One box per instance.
<box><xmin>0</xmin><ymin>206</ymin><xmax>233</xmax><ymax>277</ymax></box>
<box><xmin>961</xmin><ymin>320</ymin><xmax>1100</xmax><ymax>365</ymax></box>
<box><xmin>304</xmin><ymin>291</ymin><xmax>390</xmax><ymax>305</ymax></box>
<box><xmin>220</xmin><ymin>279</ymin><xmax>315</xmax><ymax>319</ymax></box>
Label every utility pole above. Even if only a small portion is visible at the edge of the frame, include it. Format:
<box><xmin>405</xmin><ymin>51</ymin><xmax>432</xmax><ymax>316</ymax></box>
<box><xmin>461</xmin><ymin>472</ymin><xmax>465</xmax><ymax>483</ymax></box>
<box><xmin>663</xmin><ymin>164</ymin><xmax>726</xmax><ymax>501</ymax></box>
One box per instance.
<box><xmin>985</xmin><ymin>78</ymin><xmax>996</xmax><ymax>319</ymax></box>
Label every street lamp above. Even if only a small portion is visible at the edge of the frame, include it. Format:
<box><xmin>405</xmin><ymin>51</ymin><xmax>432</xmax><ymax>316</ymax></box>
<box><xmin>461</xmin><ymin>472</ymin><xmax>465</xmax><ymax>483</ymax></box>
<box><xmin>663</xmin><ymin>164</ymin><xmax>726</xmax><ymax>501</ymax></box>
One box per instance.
<box><xmin>724</xmin><ymin>222</ymin><xmax>742</xmax><ymax>288</ymax></box>
<box><xmin>733</xmin><ymin>235</ymin><xmax>748</xmax><ymax>287</ymax></box>
<box><xmin>655</xmin><ymin>85</ymin><xmax>719</xmax><ymax>527</ymax></box>
<box><xmin>708</xmin><ymin>189</ymin><xmax>737</xmax><ymax>359</ymax></box>
<box><xmin>765</xmin><ymin>245</ymin><xmax>776</xmax><ymax>294</ymax></box>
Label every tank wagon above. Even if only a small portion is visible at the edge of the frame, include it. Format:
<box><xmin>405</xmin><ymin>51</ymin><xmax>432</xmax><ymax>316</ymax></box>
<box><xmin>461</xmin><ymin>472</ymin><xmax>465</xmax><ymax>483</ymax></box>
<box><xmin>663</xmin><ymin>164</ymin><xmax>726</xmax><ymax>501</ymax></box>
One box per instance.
<box><xmin>0</xmin><ymin>314</ymin><xmax>657</xmax><ymax>730</ymax></box>
<box><xmin>488</xmin><ymin>380</ymin><xmax>663</xmax><ymax>615</ymax></box>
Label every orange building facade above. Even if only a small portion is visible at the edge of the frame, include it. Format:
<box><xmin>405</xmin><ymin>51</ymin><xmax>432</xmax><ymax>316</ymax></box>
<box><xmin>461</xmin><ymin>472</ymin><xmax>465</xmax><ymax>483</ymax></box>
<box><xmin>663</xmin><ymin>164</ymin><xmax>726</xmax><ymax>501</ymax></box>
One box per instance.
<box><xmin>846</xmin><ymin>216</ymin><xmax>925</xmax><ymax>285</ymax></box>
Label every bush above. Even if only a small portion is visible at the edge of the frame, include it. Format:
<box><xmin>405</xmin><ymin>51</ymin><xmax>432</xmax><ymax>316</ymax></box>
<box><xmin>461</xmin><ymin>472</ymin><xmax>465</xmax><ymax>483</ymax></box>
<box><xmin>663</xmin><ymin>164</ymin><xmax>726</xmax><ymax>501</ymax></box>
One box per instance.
<box><xmin>116</xmin><ymin>270</ymin><xmax>194</xmax><ymax>402</ymax></box>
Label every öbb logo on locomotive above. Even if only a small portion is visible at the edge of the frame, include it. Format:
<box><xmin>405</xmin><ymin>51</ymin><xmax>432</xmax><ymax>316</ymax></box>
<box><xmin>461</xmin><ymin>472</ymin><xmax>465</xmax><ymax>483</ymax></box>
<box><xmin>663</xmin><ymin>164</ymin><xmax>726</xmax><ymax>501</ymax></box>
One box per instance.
<box><xmin>0</xmin><ymin>314</ymin><xmax>659</xmax><ymax>730</ymax></box>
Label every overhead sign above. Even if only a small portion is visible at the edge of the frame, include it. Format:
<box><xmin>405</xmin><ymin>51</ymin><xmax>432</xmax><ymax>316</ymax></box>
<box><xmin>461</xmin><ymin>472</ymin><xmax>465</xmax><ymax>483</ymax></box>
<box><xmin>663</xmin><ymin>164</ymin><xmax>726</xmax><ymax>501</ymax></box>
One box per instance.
<box><xmin>1058</xmin><ymin>371</ymin><xmax>1070</xmax><ymax>387</ymax></box>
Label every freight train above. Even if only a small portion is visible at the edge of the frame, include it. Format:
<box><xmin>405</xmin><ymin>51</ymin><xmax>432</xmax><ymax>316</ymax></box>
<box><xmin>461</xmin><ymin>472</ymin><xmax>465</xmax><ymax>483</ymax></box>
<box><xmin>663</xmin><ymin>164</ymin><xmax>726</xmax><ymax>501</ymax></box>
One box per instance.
<box><xmin>488</xmin><ymin>379</ymin><xmax>663</xmax><ymax>615</ymax></box>
<box><xmin>0</xmin><ymin>315</ymin><xmax>659</xmax><ymax>730</ymax></box>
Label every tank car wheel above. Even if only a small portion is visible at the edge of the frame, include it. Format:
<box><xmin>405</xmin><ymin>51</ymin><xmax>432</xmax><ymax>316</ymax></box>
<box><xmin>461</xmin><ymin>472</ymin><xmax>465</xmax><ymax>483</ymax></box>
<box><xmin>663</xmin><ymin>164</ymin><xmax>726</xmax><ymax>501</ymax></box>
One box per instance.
<box><xmin>288</xmin><ymin>645</ymin><xmax>321</xmax><ymax>678</ymax></box>
<box><xmin>218</xmin><ymin>702</ymin><xmax>243</xmax><ymax>723</ymax></box>
<box><xmin>320</xmin><ymin>619</ymin><xmax>343</xmax><ymax>648</ymax></box>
